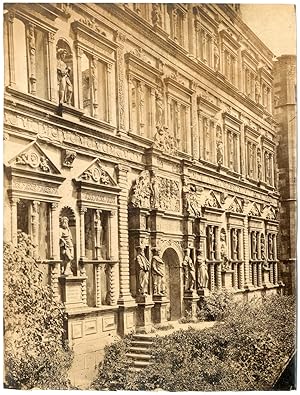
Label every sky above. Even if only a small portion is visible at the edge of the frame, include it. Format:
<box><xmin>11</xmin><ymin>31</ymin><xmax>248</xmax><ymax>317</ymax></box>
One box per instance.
<box><xmin>240</xmin><ymin>4</ymin><xmax>296</xmax><ymax>56</ymax></box>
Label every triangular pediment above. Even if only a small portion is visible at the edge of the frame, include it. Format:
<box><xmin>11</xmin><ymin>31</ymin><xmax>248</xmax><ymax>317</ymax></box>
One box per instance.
<box><xmin>228</xmin><ymin>197</ymin><xmax>243</xmax><ymax>213</ymax></box>
<box><xmin>264</xmin><ymin>205</ymin><xmax>277</xmax><ymax>220</ymax></box>
<box><xmin>78</xmin><ymin>159</ymin><xmax>117</xmax><ymax>187</ymax></box>
<box><xmin>248</xmin><ymin>202</ymin><xmax>261</xmax><ymax>217</ymax></box>
<box><xmin>7</xmin><ymin>141</ymin><xmax>62</xmax><ymax>176</ymax></box>
<box><xmin>204</xmin><ymin>190</ymin><xmax>221</xmax><ymax>209</ymax></box>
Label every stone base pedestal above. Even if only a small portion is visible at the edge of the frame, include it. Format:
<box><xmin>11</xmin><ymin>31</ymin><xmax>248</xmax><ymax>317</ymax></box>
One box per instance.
<box><xmin>59</xmin><ymin>276</ymin><xmax>87</xmax><ymax>309</ymax></box>
<box><xmin>136</xmin><ymin>295</ymin><xmax>154</xmax><ymax>333</ymax></box>
<box><xmin>183</xmin><ymin>290</ymin><xmax>199</xmax><ymax>319</ymax></box>
<box><xmin>222</xmin><ymin>270</ymin><xmax>234</xmax><ymax>289</ymax></box>
<box><xmin>263</xmin><ymin>268</ymin><xmax>271</xmax><ymax>285</ymax></box>
<box><xmin>152</xmin><ymin>295</ymin><xmax>168</xmax><ymax>324</ymax></box>
<box><xmin>117</xmin><ymin>299</ymin><xmax>137</xmax><ymax>337</ymax></box>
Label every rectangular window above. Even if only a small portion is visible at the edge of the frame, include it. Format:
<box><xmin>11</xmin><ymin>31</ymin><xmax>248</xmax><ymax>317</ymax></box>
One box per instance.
<box><xmin>35</xmin><ymin>29</ymin><xmax>48</xmax><ymax>99</ymax></box>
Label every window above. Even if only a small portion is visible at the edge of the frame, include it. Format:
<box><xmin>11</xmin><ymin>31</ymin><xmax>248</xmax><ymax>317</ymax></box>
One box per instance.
<box><xmin>13</xmin><ymin>18</ymin><xmax>28</xmax><ymax>92</ymax></box>
<box><xmin>168</xmin><ymin>5</ymin><xmax>185</xmax><ymax>46</ymax></box>
<box><xmin>227</xmin><ymin>130</ymin><xmax>239</xmax><ymax>172</ymax></box>
<box><xmin>169</xmin><ymin>98</ymin><xmax>188</xmax><ymax>152</ymax></box>
<box><xmin>34</xmin><ymin>28</ymin><xmax>48</xmax><ymax>99</ymax></box>
<box><xmin>84</xmin><ymin>209</ymin><xmax>110</xmax><ymax>260</ymax></box>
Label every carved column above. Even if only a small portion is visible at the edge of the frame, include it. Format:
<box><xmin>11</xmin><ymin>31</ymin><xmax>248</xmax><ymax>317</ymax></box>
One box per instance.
<box><xmin>253</xmin><ymin>262</ymin><xmax>257</xmax><ymax>287</ymax></box>
<box><xmin>243</xmin><ymin>216</ymin><xmax>250</xmax><ymax>286</ymax></box>
<box><xmin>26</xmin><ymin>23</ymin><xmax>36</xmax><ymax>95</ymax></box>
<box><xmin>94</xmin><ymin>209</ymin><xmax>102</xmax><ymax>260</ymax></box>
<box><xmin>209</xmin><ymin>263</ymin><xmax>215</xmax><ymax>291</ymax></box>
<box><xmin>216</xmin><ymin>263</ymin><xmax>222</xmax><ymax>289</ymax></box>
<box><xmin>258</xmin><ymin>261</ymin><xmax>263</xmax><ymax>287</ymax></box>
<box><xmin>6</xmin><ymin>11</ymin><xmax>16</xmax><ymax>88</ymax></box>
<box><xmin>150</xmin><ymin>87</ymin><xmax>156</xmax><ymax>138</ymax></box>
<box><xmin>128</xmin><ymin>74</ymin><xmax>134</xmax><ymax>131</ymax></box>
<box><xmin>91</xmin><ymin>56</ymin><xmax>99</xmax><ymax>119</ymax></box>
<box><xmin>215</xmin><ymin>226</ymin><xmax>220</xmax><ymax>260</ymax></box>
<box><xmin>79</xmin><ymin>206</ymin><xmax>87</xmax><ymax>259</ymax></box>
<box><xmin>95</xmin><ymin>263</ymin><xmax>102</xmax><ymax>307</ymax></box>
<box><xmin>197</xmin><ymin>110</ymin><xmax>202</xmax><ymax>160</ymax></box>
<box><xmin>50</xmin><ymin>202</ymin><xmax>60</xmax><ymax>259</ymax></box>
<box><xmin>238</xmin><ymin>228</ymin><xmax>244</xmax><ymax>289</ymax></box>
<box><xmin>10</xmin><ymin>197</ymin><xmax>19</xmax><ymax>245</ymax></box>
<box><xmin>138</xmin><ymin>81</ymin><xmax>145</xmax><ymax>135</ymax></box>
<box><xmin>47</xmin><ymin>32</ymin><xmax>57</xmax><ymax>102</ymax></box>
<box><xmin>116</xmin><ymin>164</ymin><xmax>134</xmax><ymax>303</ymax></box>
<box><xmin>191</xmin><ymin>84</ymin><xmax>199</xmax><ymax>160</ymax></box>
<box><xmin>106</xmin><ymin>63</ymin><xmax>112</xmax><ymax>123</ymax></box>
<box><xmin>31</xmin><ymin>201</ymin><xmax>40</xmax><ymax>258</ymax></box>
<box><xmin>186</xmin><ymin>106</ymin><xmax>191</xmax><ymax>155</ymax></box>
<box><xmin>115</xmin><ymin>31</ymin><xmax>127</xmax><ymax>135</ymax></box>
<box><xmin>108</xmin><ymin>210</ymin><xmax>118</xmax><ymax>305</ymax></box>
<box><xmin>75</xmin><ymin>45</ymin><xmax>83</xmax><ymax>109</ymax></box>
<box><xmin>188</xmin><ymin>4</ymin><xmax>196</xmax><ymax>58</ymax></box>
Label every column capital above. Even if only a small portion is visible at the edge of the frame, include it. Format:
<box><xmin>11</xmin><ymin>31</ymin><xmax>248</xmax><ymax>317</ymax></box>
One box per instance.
<box><xmin>10</xmin><ymin>196</ymin><xmax>20</xmax><ymax>205</ymax></box>
<box><xmin>115</xmin><ymin>163</ymin><xmax>130</xmax><ymax>175</ymax></box>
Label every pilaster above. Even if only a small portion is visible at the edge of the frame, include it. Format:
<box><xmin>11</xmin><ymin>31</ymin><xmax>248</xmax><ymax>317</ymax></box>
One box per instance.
<box><xmin>10</xmin><ymin>197</ymin><xmax>19</xmax><ymax>245</ymax></box>
<box><xmin>115</xmin><ymin>31</ymin><xmax>127</xmax><ymax>135</ymax></box>
<box><xmin>6</xmin><ymin>11</ymin><xmax>16</xmax><ymax>88</ymax></box>
<box><xmin>47</xmin><ymin>32</ymin><xmax>57</xmax><ymax>102</ymax></box>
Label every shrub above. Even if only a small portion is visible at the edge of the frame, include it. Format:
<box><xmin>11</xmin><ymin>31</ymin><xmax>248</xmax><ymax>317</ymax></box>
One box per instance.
<box><xmin>197</xmin><ymin>289</ymin><xmax>235</xmax><ymax>321</ymax></box>
<box><xmin>92</xmin><ymin>294</ymin><xmax>296</xmax><ymax>391</ymax></box>
<box><xmin>4</xmin><ymin>232</ymin><xmax>73</xmax><ymax>389</ymax></box>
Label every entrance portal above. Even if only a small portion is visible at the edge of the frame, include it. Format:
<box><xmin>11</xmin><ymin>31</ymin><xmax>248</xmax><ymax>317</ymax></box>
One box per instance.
<box><xmin>162</xmin><ymin>248</ymin><xmax>182</xmax><ymax>321</ymax></box>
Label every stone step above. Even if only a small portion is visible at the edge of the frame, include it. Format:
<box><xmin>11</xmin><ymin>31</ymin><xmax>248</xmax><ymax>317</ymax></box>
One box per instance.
<box><xmin>131</xmin><ymin>359</ymin><xmax>151</xmax><ymax>368</ymax></box>
<box><xmin>131</xmin><ymin>340</ymin><xmax>154</xmax><ymax>348</ymax></box>
<box><xmin>132</xmin><ymin>334</ymin><xmax>156</xmax><ymax>342</ymax></box>
<box><xmin>126</xmin><ymin>352</ymin><xmax>152</xmax><ymax>361</ymax></box>
<box><xmin>128</xmin><ymin>346</ymin><xmax>153</xmax><ymax>354</ymax></box>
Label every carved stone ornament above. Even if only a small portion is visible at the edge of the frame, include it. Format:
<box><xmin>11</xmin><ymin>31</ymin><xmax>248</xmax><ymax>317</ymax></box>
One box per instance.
<box><xmin>10</xmin><ymin>142</ymin><xmax>61</xmax><ymax>175</ymax></box>
<box><xmin>229</xmin><ymin>197</ymin><xmax>243</xmax><ymax>213</ymax></box>
<box><xmin>157</xmin><ymin>176</ymin><xmax>180</xmax><ymax>212</ymax></box>
<box><xmin>220</xmin><ymin>229</ymin><xmax>230</xmax><ymax>271</ymax></box>
<box><xmin>79</xmin><ymin>159</ymin><xmax>116</xmax><ymax>186</ymax></box>
<box><xmin>204</xmin><ymin>191</ymin><xmax>221</xmax><ymax>208</ymax></box>
<box><xmin>62</xmin><ymin>149</ymin><xmax>77</xmax><ymax>168</ymax></box>
<box><xmin>182</xmin><ymin>182</ymin><xmax>202</xmax><ymax>217</ymax></box>
<box><xmin>153</xmin><ymin>126</ymin><xmax>178</xmax><ymax>156</ymax></box>
<box><xmin>57</xmin><ymin>44</ymin><xmax>73</xmax><ymax>106</ymax></box>
<box><xmin>152</xmin><ymin>3</ymin><xmax>162</xmax><ymax>27</ymax></box>
<box><xmin>265</xmin><ymin>206</ymin><xmax>277</xmax><ymax>220</ymax></box>
<box><xmin>79</xmin><ymin>17</ymin><xmax>104</xmax><ymax>34</ymax></box>
<box><xmin>130</xmin><ymin>170</ymin><xmax>152</xmax><ymax>209</ymax></box>
<box><xmin>249</xmin><ymin>202</ymin><xmax>261</xmax><ymax>217</ymax></box>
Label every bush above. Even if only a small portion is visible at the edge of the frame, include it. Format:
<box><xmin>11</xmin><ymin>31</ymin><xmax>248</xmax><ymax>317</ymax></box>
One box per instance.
<box><xmin>4</xmin><ymin>232</ymin><xmax>73</xmax><ymax>389</ymax></box>
<box><xmin>92</xmin><ymin>294</ymin><xmax>296</xmax><ymax>391</ymax></box>
<box><xmin>197</xmin><ymin>289</ymin><xmax>235</xmax><ymax>321</ymax></box>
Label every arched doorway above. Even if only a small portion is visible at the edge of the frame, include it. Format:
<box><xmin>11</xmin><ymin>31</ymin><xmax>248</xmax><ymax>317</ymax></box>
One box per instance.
<box><xmin>162</xmin><ymin>248</ymin><xmax>182</xmax><ymax>321</ymax></box>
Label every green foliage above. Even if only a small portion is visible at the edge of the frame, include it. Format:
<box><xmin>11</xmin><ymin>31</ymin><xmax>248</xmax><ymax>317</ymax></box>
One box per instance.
<box><xmin>197</xmin><ymin>289</ymin><xmax>235</xmax><ymax>321</ymax></box>
<box><xmin>4</xmin><ymin>232</ymin><xmax>74</xmax><ymax>389</ymax></box>
<box><xmin>92</xmin><ymin>294</ymin><xmax>296</xmax><ymax>391</ymax></box>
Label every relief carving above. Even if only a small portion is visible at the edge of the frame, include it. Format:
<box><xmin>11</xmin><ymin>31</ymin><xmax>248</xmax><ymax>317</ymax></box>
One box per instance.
<box><xmin>15</xmin><ymin>150</ymin><xmax>50</xmax><ymax>173</ymax></box>
<box><xmin>220</xmin><ymin>229</ymin><xmax>230</xmax><ymax>271</ymax></box>
<box><xmin>130</xmin><ymin>170</ymin><xmax>151</xmax><ymax>209</ymax></box>
<box><xmin>216</xmin><ymin>125</ymin><xmax>223</xmax><ymax>167</ymax></box>
<box><xmin>152</xmin><ymin>4</ymin><xmax>162</xmax><ymax>27</ymax></box>
<box><xmin>59</xmin><ymin>216</ymin><xmax>74</xmax><ymax>276</ymax></box>
<box><xmin>229</xmin><ymin>198</ymin><xmax>243</xmax><ymax>213</ymax></box>
<box><xmin>158</xmin><ymin>176</ymin><xmax>180</xmax><ymax>211</ymax></box>
<box><xmin>27</xmin><ymin>23</ymin><xmax>36</xmax><ymax>94</ymax></box>
<box><xmin>80</xmin><ymin>161</ymin><xmax>112</xmax><ymax>185</ymax></box>
<box><xmin>182</xmin><ymin>181</ymin><xmax>202</xmax><ymax>217</ymax></box>
<box><xmin>62</xmin><ymin>149</ymin><xmax>77</xmax><ymax>168</ymax></box>
<box><xmin>153</xmin><ymin>126</ymin><xmax>178</xmax><ymax>156</ymax></box>
<box><xmin>79</xmin><ymin>17</ymin><xmax>102</xmax><ymax>33</ymax></box>
<box><xmin>204</xmin><ymin>191</ymin><xmax>221</xmax><ymax>208</ymax></box>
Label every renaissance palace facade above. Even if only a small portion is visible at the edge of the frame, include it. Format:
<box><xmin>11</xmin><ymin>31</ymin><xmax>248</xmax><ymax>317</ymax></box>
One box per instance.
<box><xmin>3</xmin><ymin>3</ymin><xmax>283</xmax><ymax>386</ymax></box>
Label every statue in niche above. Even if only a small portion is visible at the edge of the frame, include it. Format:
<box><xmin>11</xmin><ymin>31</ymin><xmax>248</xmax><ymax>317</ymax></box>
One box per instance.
<box><xmin>232</xmin><ymin>229</ymin><xmax>238</xmax><ymax>260</ymax></box>
<box><xmin>213</xmin><ymin>37</ymin><xmax>220</xmax><ymax>71</ymax></box>
<box><xmin>268</xmin><ymin>234</ymin><xmax>274</xmax><ymax>260</ymax></box>
<box><xmin>228</xmin><ymin>132</ymin><xmax>234</xmax><ymax>169</ymax></box>
<box><xmin>260</xmin><ymin>234</ymin><xmax>266</xmax><ymax>261</ymax></box>
<box><xmin>135</xmin><ymin>246</ymin><xmax>150</xmax><ymax>295</ymax></box>
<box><xmin>155</xmin><ymin>89</ymin><xmax>164</xmax><ymax>128</ymax></box>
<box><xmin>257</xmin><ymin>148</ymin><xmax>262</xmax><ymax>181</ymax></box>
<box><xmin>197</xmin><ymin>251</ymin><xmax>208</xmax><ymax>289</ymax></box>
<box><xmin>182</xmin><ymin>181</ymin><xmax>202</xmax><ymax>217</ymax></box>
<box><xmin>251</xmin><ymin>232</ymin><xmax>257</xmax><ymax>259</ymax></box>
<box><xmin>152</xmin><ymin>3</ymin><xmax>162</xmax><ymax>26</ymax></box>
<box><xmin>265</xmin><ymin>153</ymin><xmax>271</xmax><ymax>184</ymax></box>
<box><xmin>59</xmin><ymin>216</ymin><xmax>74</xmax><ymax>276</ymax></box>
<box><xmin>216</xmin><ymin>139</ymin><xmax>223</xmax><ymax>167</ymax></box>
<box><xmin>150</xmin><ymin>172</ymin><xmax>160</xmax><ymax>209</ymax></box>
<box><xmin>220</xmin><ymin>230</ymin><xmax>230</xmax><ymax>271</ymax></box>
<box><xmin>151</xmin><ymin>248</ymin><xmax>165</xmax><ymax>295</ymax></box>
<box><xmin>57</xmin><ymin>48</ymin><xmax>73</xmax><ymax>105</ymax></box>
<box><xmin>182</xmin><ymin>249</ymin><xmax>195</xmax><ymax>291</ymax></box>
<box><xmin>207</xmin><ymin>226</ymin><xmax>215</xmax><ymax>260</ymax></box>
<box><xmin>255</xmin><ymin>78</ymin><xmax>261</xmax><ymax>103</ymax></box>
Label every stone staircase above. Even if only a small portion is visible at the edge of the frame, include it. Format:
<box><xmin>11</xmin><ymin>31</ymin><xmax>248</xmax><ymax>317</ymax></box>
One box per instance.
<box><xmin>126</xmin><ymin>334</ymin><xmax>155</xmax><ymax>372</ymax></box>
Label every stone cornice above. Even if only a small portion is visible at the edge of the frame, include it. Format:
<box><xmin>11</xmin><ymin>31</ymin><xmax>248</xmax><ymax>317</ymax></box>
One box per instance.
<box><xmin>220</xmin><ymin>29</ymin><xmax>241</xmax><ymax>50</ymax></box>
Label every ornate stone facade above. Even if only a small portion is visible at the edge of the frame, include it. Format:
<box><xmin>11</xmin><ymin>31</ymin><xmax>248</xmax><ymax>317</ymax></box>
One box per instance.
<box><xmin>3</xmin><ymin>3</ymin><xmax>283</xmax><ymax>388</ymax></box>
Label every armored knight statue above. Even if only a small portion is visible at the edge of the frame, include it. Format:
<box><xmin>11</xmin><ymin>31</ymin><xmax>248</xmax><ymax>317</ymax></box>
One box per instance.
<box><xmin>151</xmin><ymin>248</ymin><xmax>165</xmax><ymax>295</ymax></box>
<box><xmin>135</xmin><ymin>246</ymin><xmax>150</xmax><ymax>295</ymax></box>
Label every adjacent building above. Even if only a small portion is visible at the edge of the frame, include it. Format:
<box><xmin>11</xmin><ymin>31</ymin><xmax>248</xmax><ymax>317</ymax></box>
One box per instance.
<box><xmin>3</xmin><ymin>3</ymin><xmax>283</xmax><ymax>386</ymax></box>
<box><xmin>273</xmin><ymin>55</ymin><xmax>297</xmax><ymax>295</ymax></box>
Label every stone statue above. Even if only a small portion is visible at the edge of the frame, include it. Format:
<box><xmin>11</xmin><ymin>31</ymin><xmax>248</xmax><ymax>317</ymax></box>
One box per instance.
<box><xmin>182</xmin><ymin>249</ymin><xmax>195</xmax><ymax>291</ymax></box>
<box><xmin>152</xmin><ymin>3</ymin><xmax>162</xmax><ymax>26</ymax></box>
<box><xmin>220</xmin><ymin>230</ymin><xmax>230</xmax><ymax>271</ymax></box>
<box><xmin>197</xmin><ymin>251</ymin><xmax>208</xmax><ymax>289</ymax></box>
<box><xmin>151</xmin><ymin>248</ymin><xmax>165</xmax><ymax>295</ymax></box>
<box><xmin>257</xmin><ymin>148</ymin><xmax>262</xmax><ymax>181</ymax></box>
<box><xmin>251</xmin><ymin>231</ymin><xmax>257</xmax><ymax>259</ymax></box>
<box><xmin>208</xmin><ymin>226</ymin><xmax>215</xmax><ymax>260</ymax></box>
<box><xmin>135</xmin><ymin>246</ymin><xmax>150</xmax><ymax>295</ymax></box>
<box><xmin>216</xmin><ymin>140</ymin><xmax>223</xmax><ymax>167</ymax></box>
<box><xmin>232</xmin><ymin>229</ymin><xmax>238</xmax><ymax>260</ymax></box>
<box><xmin>57</xmin><ymin>48</ymin><xmax>73</xmax><ymax>105</ymax></box>
<box><xmin>155</xmin><ymin>90</ymin><xmax>164</xmax><ymax>128</ymax></box>
<box><xmin>255</xmin><ymin>78</ymin><xmax>261</xmax><ymax>103</ymax></box>
<box><xmin>182</xmin><ymin>181</ymin><xmax>201</xmax><ymax>217</ymax></box>
<box><xmin>213</xmin><ymin>38</ymin><xmax>220</xmax><ymax>71</ymax></box>
<box><xmin>130</xmin><ymin>170</ymin><xmax>151</xmax><ymax>208</ymax></box>
<box><xmin>59</xmin><ymin>216</ymin><xmax>74</xmax><ymax>276</ymax></box>
<box><xmin>268</xmin><ymin>234</ymin><xmax>274</xmax><ymax>260</ymax></box>
<box><xmin>27</xmin><ymin>23</ymin><xmax>36</xmax><ymax>93</ymax></box>
<box><xmin>150</xmin><ymin>172</ymin><xmax>160</xmax><ymax>209</ymax></box>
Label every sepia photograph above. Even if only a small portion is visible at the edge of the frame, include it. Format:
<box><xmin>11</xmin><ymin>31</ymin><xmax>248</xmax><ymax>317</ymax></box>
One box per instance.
<box><xmin>3</xmin><ymin>2</ymin><xmax>297</xmax><ymax>391</ymax></box>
